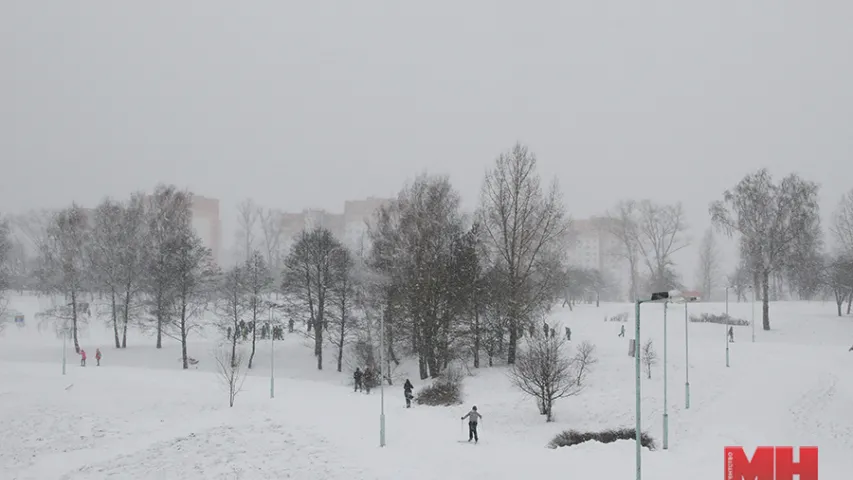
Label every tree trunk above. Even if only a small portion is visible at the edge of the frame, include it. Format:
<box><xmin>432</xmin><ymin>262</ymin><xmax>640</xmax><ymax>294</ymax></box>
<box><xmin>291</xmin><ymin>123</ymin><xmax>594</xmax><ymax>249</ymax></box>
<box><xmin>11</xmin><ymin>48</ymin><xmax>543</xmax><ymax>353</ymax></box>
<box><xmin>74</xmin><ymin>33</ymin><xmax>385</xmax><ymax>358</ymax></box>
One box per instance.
<box><xmin>837</xmin><ymin>295</ymin><xmax>843</xmax><ymax>317</ymax></box>
<box><xmin>111</xmin><ymin>289</ymin><xmax>120</xmax><ymax>348</ymax></box>
<box><xmin>507</xmin><ymin>318</ymin><xmax>518</xmax><ymax>365</ymax></box>
<box><xmin>71</xmin><ymin>290</ymin><xmax>80</xmax><ymax>353</ymax></box>
<box><xmin>847</xmin><ymin>290</ymin><xmax>852</xmax><ymax>315</ymax></box>
<box><xmin>248</xmin><ymin>303</ymin><xmax>258</xmax><ymax>369</ymax></box>
<box><xmin>156</xmin><ymin>293</ymin><xmax>163</xmax><ymax>349</ymax></box>
<box><xmin>315</xmin><ymin>296</ymin><xmax>324</xmax><ymax>370</ymax></box>
<box><xmin>181</xmin><ymin>298</ymin><xmax>189</xmax><ymax>370</ymax></box>
<box><xmin>122</xmin><ymin>289</ymin><xmax>130</xmax><ymax>348</ymax></box>
<box><xmin>473</xmin><ymin>308</ymin><xmax>481</xmax><ymax>369</ymax></box>
<box><xmin>336</xmin><ymin>307</ymin><xmax>345</xmax><ymax>373</ymax></box>
<box><xmin>762</xmin><ymin>270</ymin><xmax>771</xmax><ymax>330</ymax></box>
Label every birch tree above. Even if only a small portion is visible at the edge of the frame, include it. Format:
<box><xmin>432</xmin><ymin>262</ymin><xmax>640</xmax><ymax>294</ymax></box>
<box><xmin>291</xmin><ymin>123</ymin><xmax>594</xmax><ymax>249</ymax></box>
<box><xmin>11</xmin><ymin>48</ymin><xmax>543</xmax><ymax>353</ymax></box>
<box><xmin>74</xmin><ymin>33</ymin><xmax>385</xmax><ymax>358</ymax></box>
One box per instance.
<box><xmin>216</xmin><ymin>265</ymin><xmax>248</xmax><ymax>367</ymax></box>
<box><xmin>478</xmin><ymin>143</ymin><xmax>570</xmax><ymax>364</ymax></box>
<box><xmin>326</xmin><ymin>246</ymin><xmax>356</xmax><ymax>372</ymax></box>
<box><xmin>168</xmin><ymin>229</ymin><xmax>219</xmax><ymax>369</ymax></box>
<box><xmin>36</xmin><ymin>204</ymin><xmax>90</xmax><ymax>353</ymax></box>
<box><xmin>144</xmin><ymin>184</ymin><xmax>194</xmax><ymax>348</ymax></box>
<box><xmin>244</xmin><ymin>250</ymin><xmax>272</xmax><ymax>369</ymax></box>
<box><xmin>0</xmin><ymin>218</ymin><xmax>10</xmax><ymax>328</ymax></box>
<box><xmin>710</xmin><ymin>169</ymin><xmax>822</xmax><ymax>330</ymax></box>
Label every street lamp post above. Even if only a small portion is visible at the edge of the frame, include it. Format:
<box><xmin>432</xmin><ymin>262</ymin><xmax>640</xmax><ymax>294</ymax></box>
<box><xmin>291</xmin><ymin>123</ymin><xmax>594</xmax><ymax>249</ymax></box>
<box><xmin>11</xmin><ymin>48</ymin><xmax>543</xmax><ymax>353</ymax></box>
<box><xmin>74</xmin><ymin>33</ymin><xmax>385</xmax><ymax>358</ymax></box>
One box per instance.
<box><xmin>725</xmin><ymin>286</ymin><xmax>730</xmax><ymax>367</ymax></box>
<box><xmin>379</xmin><ymin>301</ymin><xmax>386</xmax><ymax>447</ymax></box>
<box><xmin>662</xmin><ymin>301</ymin><xmax>669</xmax><ymax>450</ymax></box>
<box><xmin>684</xmin><ymin>301</ymin><xmax>689</xmax><ymax>410</ymax></box>
<box><xmin>634</xmin><ymin>290</ymin><xmax>685</xmax><ymax>480</ymax></box>
<box><xmin>266</xmin><ymin>301</ymin><xmax>282</xmax><ymax>399</ymax></box>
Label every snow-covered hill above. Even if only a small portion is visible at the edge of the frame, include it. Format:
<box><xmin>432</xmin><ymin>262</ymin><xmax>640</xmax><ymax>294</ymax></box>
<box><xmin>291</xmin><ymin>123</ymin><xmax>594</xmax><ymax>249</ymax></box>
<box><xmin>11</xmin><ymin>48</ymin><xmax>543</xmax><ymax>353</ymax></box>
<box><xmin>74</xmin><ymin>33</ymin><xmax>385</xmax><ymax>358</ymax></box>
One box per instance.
<box><xmin>1</xmin><ymin>294</ymin><xmax>851</xmax><ymax>479</ymax></box>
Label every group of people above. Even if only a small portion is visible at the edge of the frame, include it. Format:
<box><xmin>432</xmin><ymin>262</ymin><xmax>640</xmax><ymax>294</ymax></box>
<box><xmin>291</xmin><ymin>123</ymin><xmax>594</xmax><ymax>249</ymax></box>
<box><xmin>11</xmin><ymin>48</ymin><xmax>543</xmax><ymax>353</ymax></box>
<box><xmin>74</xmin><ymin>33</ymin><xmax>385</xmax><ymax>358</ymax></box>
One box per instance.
<box><xmin>352</xmin><ymin>367</ymin><xmax>378</xmax><ymax>393</ymax></box>
<box><xmin>226</xmin><ymin>320</ymin><xmax>286</xmax><ymax>342</ymax></box>
<box><xmin>79</xmin><ymin>348</ymin><xmax>102</xmax><ymax>367</ymax></box>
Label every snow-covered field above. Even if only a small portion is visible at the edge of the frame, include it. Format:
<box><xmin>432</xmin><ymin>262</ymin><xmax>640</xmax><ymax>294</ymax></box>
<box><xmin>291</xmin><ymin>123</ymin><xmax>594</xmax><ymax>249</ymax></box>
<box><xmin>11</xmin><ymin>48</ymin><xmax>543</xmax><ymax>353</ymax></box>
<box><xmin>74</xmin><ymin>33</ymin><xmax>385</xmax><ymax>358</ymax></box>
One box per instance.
<box><xmin>1</xmin><ymin>294</ymin><xmax>852</xmax><ymax>479</ymax></box>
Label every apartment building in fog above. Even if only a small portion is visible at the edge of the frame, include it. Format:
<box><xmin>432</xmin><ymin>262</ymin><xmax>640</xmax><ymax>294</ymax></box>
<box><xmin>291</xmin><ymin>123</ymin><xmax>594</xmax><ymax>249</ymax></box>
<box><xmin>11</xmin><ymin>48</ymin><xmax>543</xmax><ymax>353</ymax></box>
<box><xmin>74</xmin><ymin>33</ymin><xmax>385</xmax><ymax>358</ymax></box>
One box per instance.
<box><xmin>566</xmin><ymin>217</ymin><xmax>629</xmax><ymax>300</ymax></box>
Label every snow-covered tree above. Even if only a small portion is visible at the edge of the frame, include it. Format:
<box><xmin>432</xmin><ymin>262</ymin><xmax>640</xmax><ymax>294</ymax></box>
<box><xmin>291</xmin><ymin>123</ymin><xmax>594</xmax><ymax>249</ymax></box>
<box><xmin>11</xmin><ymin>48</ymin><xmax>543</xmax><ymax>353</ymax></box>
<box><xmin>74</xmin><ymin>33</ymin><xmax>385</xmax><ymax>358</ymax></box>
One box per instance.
<box><xmin>244</xmin><ymin>250</ymin><xmax>272</xmax><ymax>369</ymax></box>
<box><xmin>710</xmin><ymin>169</ymin><xmax>822</xmax><ymax>330</ymax></box>
<box><xmin>478</xmin><ymin>143</ymin><xmax>570</xmax><ymax>364</ymax></box>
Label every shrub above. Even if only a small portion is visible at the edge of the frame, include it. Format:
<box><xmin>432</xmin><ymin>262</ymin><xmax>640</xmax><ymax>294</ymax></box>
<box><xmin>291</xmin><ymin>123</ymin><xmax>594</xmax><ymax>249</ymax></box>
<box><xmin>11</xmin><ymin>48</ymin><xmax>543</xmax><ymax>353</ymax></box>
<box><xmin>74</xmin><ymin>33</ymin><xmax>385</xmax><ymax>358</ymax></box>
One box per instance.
<box><xmin>605</xmin><ymin>312</ymin><xmax>630</xmax><ymax>322</ymax></box>
<box><xmin>548</xmin><ymin>428</ymin><xmax>656</xmax><ymax>450</ymax></box>
<box><xmin>688</xmin><ymin>313</ymin><xmax>749</xmax><ymax>326</ymax></box>
<box><xmin>415</xmin><ymin>371</ymin><xmax>463</xmax><ymax>406</ymax></box>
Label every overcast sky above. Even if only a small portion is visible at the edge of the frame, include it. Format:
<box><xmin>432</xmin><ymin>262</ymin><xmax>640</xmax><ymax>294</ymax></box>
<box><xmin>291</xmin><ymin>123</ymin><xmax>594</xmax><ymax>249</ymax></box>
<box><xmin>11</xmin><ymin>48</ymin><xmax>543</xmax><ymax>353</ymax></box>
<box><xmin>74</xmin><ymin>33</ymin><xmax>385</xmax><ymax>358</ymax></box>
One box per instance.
<box><xmin>3</xmin><ymin>1</ymin><xmax>852</xmax><ymax>278</ymax></box>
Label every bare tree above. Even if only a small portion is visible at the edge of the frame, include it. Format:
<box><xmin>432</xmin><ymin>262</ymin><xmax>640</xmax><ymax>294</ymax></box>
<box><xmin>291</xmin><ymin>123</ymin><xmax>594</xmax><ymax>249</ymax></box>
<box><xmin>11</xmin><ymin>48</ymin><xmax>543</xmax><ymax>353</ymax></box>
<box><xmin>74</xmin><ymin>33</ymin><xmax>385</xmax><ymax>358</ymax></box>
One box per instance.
<box><xmin>213</xmin><ymin>344</ymin><xmax>248</xmax><ymax>407</ymax></box>
<box><xmin>0</xmin><ymin>217</ymin><xmax>10</xmax><ymax>328</ymax></box>
<box><xmin>216</xmin><ymin>266</ymin><xmax>248</xmax><ymax>367</ymax></box>
<box><xmin>115</xmin><ymin>193</ymin><xmax>148</xmax><ymax>348</ymax></box>
<box><xmin>824</xmin><ymin>254</ymin><xmax>853</xmax><ymax>317</ymax></box>
<box><xmin>603</xmin><ymin>201</ymin><xmax>641</xmax><ymax>301</ymax></box>
<box><xmin>236</xmin><ymin>199</ymin><xmax>258</xmax><ymax>263</ymax></box>
<box><xmin>144</xmin><ymin>185</ymin><xmax>193</xmax><ymax>348</ymax></box>
<box><xmin>244</xmin><ymin>250</ymin><xmax>272</xmax><ymax>369</ymax></box>
<box><xmin>635</xmin><ymin>200</ymin><xmax>689</xmax><ymax>292</ymax></box>
<box><xmin>9</xmin><ymin>209</ymin><xmax>52</xmax><ymax>254</ymax></box>
<box><xmin>258</xmin><ymin>207</ymin><xmax>284</xmax><ymax>271</ymax></box>
<box><xmin>327</xmin><ymin>246</ymin><xmax>356</xmax><ymax>372</ymax></box>
<box><xmin>507</xmin><ymin>333</ymin><xmax>596</xmax><ymax>422</ymax></box>
<box><xmin>89</xmin><ymin>198</ymin><xmax>126</xmax><ymax>348</ymax></box>
<box><xmin>710</xmin><ymin>169</ymin><xmax>822</xmax><ymax>330</ymax></box>
<box><xmin>36</xmin><ymin>204</ymin><xmax>90</xmax><ymax>353</ymax></box>
<box><xmin>641</xmin><ymin>339</ymin><xmax>657</xmax><ymax>379</ymax></box>
<box><xmin>696</xmin><ymin>228</ymin><xmax>719</xmax><ymax>301</ymax></box>
<box><xmin>478</xmin><ymin>143</ymin><xmax>571</xmax><ymax>364</ymax></box>
<box><xmin>167</xmin><ymin>229</ymin><xmax>219</xmax><ymax>369</ymax></box>
<box><xmin>282</xmin><ymin>227</ymin><xmax>346</xmax><ymax>370</ymax></box>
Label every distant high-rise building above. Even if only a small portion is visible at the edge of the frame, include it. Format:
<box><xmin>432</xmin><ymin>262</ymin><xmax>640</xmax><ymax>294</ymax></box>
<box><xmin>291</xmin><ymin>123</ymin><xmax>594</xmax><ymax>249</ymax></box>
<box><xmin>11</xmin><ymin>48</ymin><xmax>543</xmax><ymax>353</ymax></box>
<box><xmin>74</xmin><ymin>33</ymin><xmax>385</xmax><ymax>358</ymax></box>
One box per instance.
<box><xmin>566</xmin><ymin>217</ymin><xmax>628</xmax><ymax>300</ymax></box>
<box><xmin>190</xmin><ymin>195</ymin><xmax>222</xmax><ymax>264</ymax></box>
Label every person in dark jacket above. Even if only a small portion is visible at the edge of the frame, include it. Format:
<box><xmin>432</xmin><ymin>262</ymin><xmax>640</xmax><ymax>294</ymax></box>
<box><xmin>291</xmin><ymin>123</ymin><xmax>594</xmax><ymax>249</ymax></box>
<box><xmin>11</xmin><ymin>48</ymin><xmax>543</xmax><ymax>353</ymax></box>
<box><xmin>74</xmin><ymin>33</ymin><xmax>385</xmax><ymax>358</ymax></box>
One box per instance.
<box><xmin>403</xmin><ymin>379</ymin><xmax>414</xmax><ymax>408</ymax></box>
<box><xmin>728</xmin><ymin>326</ymin><xmax>734</xmax><ymax>342</ymax></box>
<box><xmin>353</xmin><ymin>368</ymin><xmax>363</xmax><ymax>392</ymax></box>
<box><xmin>363</xmin><ymin>367</ymin><xmax>374</xmax><ymax>394</ymax></box>
<box><xmin>461</xmin><ymin>406</ymin><xmax>482</xmax><ymax>443</ymax></box>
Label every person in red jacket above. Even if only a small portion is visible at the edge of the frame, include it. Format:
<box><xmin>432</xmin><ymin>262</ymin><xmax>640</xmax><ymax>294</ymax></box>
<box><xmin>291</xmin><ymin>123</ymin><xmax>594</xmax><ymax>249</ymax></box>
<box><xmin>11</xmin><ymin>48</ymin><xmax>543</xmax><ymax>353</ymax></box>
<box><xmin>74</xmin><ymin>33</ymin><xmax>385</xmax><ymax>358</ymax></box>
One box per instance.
<box><xmin>95</xmin><ymin>348</ymin><xmax>101</xmax><ymax>366</ymax></box>
<box><xmin>80</xmin><ymin>349</ymin><xmax>87</xmax><ymax>367</ymax></box>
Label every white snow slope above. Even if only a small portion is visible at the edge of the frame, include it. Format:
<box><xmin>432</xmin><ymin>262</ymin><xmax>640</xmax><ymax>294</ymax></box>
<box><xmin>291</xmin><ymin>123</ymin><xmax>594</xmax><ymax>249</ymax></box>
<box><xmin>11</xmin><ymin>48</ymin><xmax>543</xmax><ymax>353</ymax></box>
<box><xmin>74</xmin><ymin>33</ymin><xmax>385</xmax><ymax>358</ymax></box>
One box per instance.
<box><xmin>1</xmin><ymin>294</ymin><xmax>852</xmax><ymax>479</ymax></box>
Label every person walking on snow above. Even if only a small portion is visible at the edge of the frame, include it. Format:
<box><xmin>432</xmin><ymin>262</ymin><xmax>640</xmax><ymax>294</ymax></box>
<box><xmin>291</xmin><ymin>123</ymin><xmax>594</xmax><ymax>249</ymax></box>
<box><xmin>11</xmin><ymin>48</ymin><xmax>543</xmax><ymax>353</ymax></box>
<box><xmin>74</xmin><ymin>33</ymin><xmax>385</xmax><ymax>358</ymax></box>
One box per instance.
<box><xmin>363</xmin><ymin>367</ymin><xmax>374</xmax><ymax>394</ymax></box>
<box><xmin>728</xmin><ymin>326</ymin><xmax>734</xmax><ymax>342</ymax></box>
<box><xmin>403</xmin><ymin>379</ymin><xmax>414</xmax><ymax>408</ymax></box>
<box><xmin>353</xmin><ymin>368</ymin><xmax>363</xmax><ymax>392</ymax></box>
<box><xmin>565</xmin><ymin>327</ymin><xmax>571</xmax><ymax>341</ymax></box>
<box><xmin>461</xmin><ymin>406</ymin><xmax>483</xmax><ymax>443</ymax></box>
<box><xmin>618</xmin><ymin>325</ymin><xmax>625</xmax><ymax>337</ymax></box>
<box><xmin>80</xmin><ymin>349</ymin><xmax>87</xmax><ymax>367</ymax></box>
<box><xmin>95</xmin><ymin>348</ymin><xmax>101</xmax><ymax>366</ymax></box>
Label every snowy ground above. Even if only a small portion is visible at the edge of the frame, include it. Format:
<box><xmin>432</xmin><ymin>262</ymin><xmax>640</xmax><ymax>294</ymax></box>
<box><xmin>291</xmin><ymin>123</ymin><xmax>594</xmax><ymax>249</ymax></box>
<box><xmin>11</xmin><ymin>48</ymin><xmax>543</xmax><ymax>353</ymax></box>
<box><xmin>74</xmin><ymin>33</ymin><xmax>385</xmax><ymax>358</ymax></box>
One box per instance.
<box><xmin>1</xmin><ymin>294</ymin><xmax>852</xmax><ymax>479</ymax></box>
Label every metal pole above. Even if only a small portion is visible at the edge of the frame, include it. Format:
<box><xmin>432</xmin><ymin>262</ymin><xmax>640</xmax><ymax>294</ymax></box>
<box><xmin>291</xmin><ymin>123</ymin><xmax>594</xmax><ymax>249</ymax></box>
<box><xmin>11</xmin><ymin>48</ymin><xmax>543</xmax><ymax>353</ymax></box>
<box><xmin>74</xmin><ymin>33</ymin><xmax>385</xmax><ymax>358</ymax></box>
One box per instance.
<box><xmin>725</xmin><ymin>287</ymin><xmax>730</xmax><ymax>368</ymax></box>
<box><xmin>270</xmin><ymin>304</ymin><xmax>275</xmax><ymax>399</ymax></box>
<box><xmin>380</xmin><ymin>305</ymin><xmax>386</xmax><ymax>447</ymax></box>
<box><xmin>62</xmin><ymin>318</ymin><xmax>67</xmax><ymax>375</ymax></box>
<box><xmin>751</xmin><ymin>287</ymin><xmax>756</xmax><ymax>342</ymax></box>
<box><xmin>663</xmin><ymin>302</ymin><xmax>669</xmax><ymax>450</ymax></box>
<box><xmin>684</xmin><ymin>302</ymin><xmax>690</xmax><ymax>409</ymax></box>
<box><xmin>634</xmin><ymin>300</ymin><xmax>642</xmax><ymax>480</ymax></box>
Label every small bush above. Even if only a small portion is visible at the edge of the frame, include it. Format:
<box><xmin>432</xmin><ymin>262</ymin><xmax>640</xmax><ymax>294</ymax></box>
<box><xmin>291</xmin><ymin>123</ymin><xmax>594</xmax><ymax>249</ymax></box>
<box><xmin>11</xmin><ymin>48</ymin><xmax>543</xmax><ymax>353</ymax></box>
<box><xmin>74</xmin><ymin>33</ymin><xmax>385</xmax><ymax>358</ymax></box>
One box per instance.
<box><xmin>548</xmin><ymin>428</ymin><xmax>656</xmax><ymax>450</ymax></box>
<box><xmin>605</xmin><ymin>312</ymin><xmax>630</xmax><ymax>322</ymax></box>
<box><xmin>415</xmin><ymin>372</ymin><xmax>463</xmax><ymax>406</ymax></box>
<box><xmin>689</xmin><ymin>313</ymin><xmax>749</xmax><ymax>326</ymax></box>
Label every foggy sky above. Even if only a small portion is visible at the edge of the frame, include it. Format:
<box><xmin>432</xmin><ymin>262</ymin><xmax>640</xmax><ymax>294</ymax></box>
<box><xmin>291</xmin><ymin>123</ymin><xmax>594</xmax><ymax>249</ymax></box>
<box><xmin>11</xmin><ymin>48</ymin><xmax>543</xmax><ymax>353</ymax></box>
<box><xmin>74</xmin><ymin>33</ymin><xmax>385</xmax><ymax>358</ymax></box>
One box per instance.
<box><xmin>3</xmin><ymin>1</ymin><xmax>852</xmax><ymax>280</ymax></box>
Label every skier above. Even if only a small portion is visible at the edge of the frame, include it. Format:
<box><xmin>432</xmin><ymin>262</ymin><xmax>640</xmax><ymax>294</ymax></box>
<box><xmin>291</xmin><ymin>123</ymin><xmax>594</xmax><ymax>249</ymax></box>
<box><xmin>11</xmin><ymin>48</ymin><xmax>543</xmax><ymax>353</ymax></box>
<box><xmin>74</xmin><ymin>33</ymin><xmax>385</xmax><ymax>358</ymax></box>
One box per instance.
<box><xmin>353</xmin><ymin>368</ymin><xmax>363</xmax><ymax>392</ymax></box>
<box><xmin>461</xmin><ymin>406</ymin><xmax>482</xmax><ymax>443</ymax></box>
<box><xmin>618</xmin><ymin>325</ymin><xmax>625</xmax><ymax>337</ymax></box>
<box><xmin>565</xmin><ymin>327</ymin><xmax>572</xmax><ymax>341</ymax></box>
<box><xmin>95</xmin><ymin>348</ymin><xmax>102</xmax><ymax>366</ymax></box>
<box><xmin>403</xmin><ymin>379</ymin><xmax>414</xmax><ymax>408</ymax></box>
<box><xmin>80</xmin><ymin>349</ymin><xmax>87</xmax><ymax>367</ymax></box>
<box><xmin>728</xmin><ymin>326</ymin><xmax>734</xmax><ymax>342</ymax></box>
